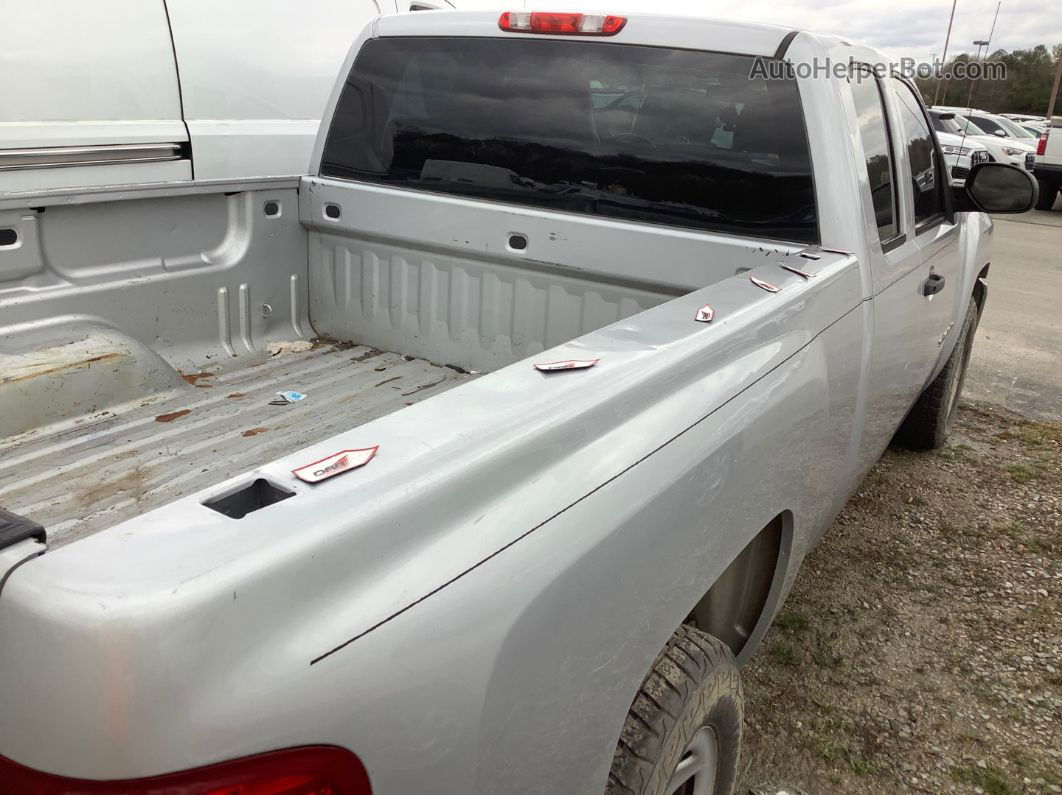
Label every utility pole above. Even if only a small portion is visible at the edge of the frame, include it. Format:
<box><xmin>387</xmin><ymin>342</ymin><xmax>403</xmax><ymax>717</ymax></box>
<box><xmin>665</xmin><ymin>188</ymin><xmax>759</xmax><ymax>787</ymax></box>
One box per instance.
<box><xmin>1047</xmin><ymin>54</ymin><xmax>1062</xmax><ymax>120</ymax></box>
<box><xmin>934</xmin><ymin>0</ymin><xmax>959</xmax><ymax>105</ymax></box>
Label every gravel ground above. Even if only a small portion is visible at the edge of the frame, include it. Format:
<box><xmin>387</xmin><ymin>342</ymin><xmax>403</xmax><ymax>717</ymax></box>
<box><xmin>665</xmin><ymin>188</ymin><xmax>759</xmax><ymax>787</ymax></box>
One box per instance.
<box><xmin>738</xmin><ymin>402</ymin><xmax>1061</xmax><ymax>795</ymax></box>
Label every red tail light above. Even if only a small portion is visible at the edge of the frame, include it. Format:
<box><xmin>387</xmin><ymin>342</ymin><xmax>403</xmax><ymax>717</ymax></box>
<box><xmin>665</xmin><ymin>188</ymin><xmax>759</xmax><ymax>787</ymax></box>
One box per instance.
<box><xmin>1037</xmin><ymin>132</ymin><xmax>1048</xmax><ymax>156</ymax></box>
<box><xmin>0</xmin><ymin>746</ymin><xmax>371</xmax><ymax>795</ymax></box>
<box><xmin>498</xmin><ymin>11</ymin><xmax>627</xmax><ymax>36</ymax></box>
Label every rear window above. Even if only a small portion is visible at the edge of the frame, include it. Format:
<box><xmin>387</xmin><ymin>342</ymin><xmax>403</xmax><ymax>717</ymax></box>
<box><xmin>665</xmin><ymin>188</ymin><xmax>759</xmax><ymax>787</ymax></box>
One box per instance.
<box><xmin>320</xmin><ymin>37</ymin><xmax>818</xmax><ymax>244</ymax></box>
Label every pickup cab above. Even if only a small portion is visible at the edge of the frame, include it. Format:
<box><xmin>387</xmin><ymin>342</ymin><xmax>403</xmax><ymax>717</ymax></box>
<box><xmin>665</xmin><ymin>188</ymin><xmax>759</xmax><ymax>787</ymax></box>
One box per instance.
<box><xmin>1034</xmin><ymin>115</ymin><xmax>1062</xmax><ymax>209</ymax></box>
<box><xmin>0</xmin><ymin>11</ymin><xmax>1038</xmax><ymax>795</ymax></box>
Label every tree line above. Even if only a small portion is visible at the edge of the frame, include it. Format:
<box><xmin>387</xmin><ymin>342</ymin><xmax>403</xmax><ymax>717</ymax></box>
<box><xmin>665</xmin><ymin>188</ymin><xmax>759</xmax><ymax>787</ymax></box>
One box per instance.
<box><xmin>914</xmin><ymin>44</ymin><xmax>1062</xmax><ymax>115</ymax></box>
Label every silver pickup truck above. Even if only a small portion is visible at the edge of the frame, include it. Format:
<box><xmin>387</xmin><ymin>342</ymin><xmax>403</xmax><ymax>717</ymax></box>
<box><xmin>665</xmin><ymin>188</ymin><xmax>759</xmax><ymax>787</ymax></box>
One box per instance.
<box><xmin>0</xmin><ymin>11</ymin><xmax>1038</xmax><ymax>795</ymax></box>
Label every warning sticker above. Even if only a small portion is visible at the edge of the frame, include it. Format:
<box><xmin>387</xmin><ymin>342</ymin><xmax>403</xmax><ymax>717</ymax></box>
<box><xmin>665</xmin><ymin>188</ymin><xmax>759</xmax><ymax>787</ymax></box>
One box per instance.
<box><xmin>532</xmin><ymin>359</ymin><xmax>599</xmax><ymax>372</ymax></box>
<box><xmin>292</xmin><ymin>446</ymin><xmax>379</xmax><ymax>483</ymax></box>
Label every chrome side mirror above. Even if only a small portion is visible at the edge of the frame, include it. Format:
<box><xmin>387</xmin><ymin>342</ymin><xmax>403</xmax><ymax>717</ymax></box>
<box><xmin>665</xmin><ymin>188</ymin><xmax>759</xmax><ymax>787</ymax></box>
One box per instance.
<box><xmin>953</xmin><ymin>162</ymin><xmax>1038</xmax><ymax>214</ymax></box>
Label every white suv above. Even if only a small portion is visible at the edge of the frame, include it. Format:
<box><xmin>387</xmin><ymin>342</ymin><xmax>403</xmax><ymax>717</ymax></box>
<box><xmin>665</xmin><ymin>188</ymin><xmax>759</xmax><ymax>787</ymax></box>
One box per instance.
<box><xmin>927</xmin><ymin>114</ymin><xmax>991</xmax><ymax>184</ymax></box>
<box><xmin>931</xmin><ymin>107</ymin><xmax>1037</xmax><ymax>173</ymax></box>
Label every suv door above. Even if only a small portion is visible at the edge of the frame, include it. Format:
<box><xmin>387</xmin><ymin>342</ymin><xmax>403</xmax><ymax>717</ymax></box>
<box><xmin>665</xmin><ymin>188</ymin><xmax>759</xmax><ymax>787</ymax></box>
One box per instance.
<box><xmin>847</xmin><ymin>68</ymin><xmax>960</xmax><ymax>469</ymax></box>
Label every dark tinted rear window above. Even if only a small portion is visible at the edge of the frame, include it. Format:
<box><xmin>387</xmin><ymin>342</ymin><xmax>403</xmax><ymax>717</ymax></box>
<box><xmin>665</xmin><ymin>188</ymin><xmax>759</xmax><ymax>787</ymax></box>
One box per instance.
<box><xmin>320</xmin><ymin>38</ymin><xmax>818</xmax><ymax>244</ymax></box>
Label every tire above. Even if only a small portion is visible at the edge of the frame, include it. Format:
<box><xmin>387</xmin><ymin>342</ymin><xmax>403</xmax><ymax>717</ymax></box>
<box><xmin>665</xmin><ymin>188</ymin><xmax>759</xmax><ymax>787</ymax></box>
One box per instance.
<box><xmin>606</xmin><ymin>624</ymin><xmax>742</xmax><ymax>795</ymax></box>
<box><xmin>894</xmin><ymin>298</ymin><xmax>979</xmax><ymax>450</ymax></box>
<box><xmin>1035</xmin><ymin>178</ymin><xmax>1058</xmax><ymax>211</ymax></box>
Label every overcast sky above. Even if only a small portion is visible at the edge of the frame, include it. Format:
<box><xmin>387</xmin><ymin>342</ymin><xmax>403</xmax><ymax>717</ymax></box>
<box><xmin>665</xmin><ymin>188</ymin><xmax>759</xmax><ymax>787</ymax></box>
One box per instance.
<box><xmin>460</xmin><ymin>0</ymin><xmax>1061</xmax><ymax>64</ymax></box>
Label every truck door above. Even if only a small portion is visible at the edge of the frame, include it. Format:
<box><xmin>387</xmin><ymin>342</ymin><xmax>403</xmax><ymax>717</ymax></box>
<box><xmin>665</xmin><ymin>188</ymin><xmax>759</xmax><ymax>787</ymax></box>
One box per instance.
<box><xmin>888</xmin><ymin>77</ymin><xmax>964</xmax><ymax>394</ymax></box>
<box><xmin>845</xmin><ymin>67</ymin><xmax>960</xmax><ymax>472</ymax></box>
<box><xmin>0</xmin><ymin>0</ymin><xmax>191</xmax><ymax>193</ymax></box>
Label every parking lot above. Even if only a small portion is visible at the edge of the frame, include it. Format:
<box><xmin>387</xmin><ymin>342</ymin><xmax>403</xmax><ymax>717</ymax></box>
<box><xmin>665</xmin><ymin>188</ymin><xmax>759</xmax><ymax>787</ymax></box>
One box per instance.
<box><xmin>739</xmin><ymin>206</ymin><xmax>1062</xmax><ymax>794</ymax></box>
<box><xmin>966</xmin><ymin>203</ymin><xmax>1062</xmax><ymax>422</ymax></box>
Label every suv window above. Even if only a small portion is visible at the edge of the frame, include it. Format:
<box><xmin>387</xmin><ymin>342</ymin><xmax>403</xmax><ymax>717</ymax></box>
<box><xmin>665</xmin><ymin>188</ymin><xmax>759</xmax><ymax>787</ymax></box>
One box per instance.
<box><xmin>848</xmin><ymin>69</ymin><xmax>897</xmax><ymax>242</ymax></box>
<box><xmin>929</xmin><ymin>113</ymin><xmax>962</xmax><ymax>135</ymax></box>
<box><xmin>893</xmin><ymin>80</ymin><xmax>944</xmax><ymax>227</ymax></box>
<box><xmin>968</xmin><ymin>113</ymin><xmax>1006</xmax><ymax>136</ymax></box>
<box><xmin>321</xmin><ymin>37</ymin><xmax>818</xmax><ymax>243</ymax></box>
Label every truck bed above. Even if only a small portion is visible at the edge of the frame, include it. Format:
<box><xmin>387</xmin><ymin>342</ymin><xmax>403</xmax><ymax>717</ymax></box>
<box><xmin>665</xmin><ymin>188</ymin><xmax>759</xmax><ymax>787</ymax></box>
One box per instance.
<box><xmin>0</xmin><ymin>341</ymin><xmax>475</xmax><ymax>547</ymax></box>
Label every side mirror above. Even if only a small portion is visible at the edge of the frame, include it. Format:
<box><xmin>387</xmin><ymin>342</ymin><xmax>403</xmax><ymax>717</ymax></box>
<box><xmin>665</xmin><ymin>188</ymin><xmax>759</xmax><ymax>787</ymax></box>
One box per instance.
<box><xmin>993</xmin><ymin>129</ymin><xmax>1007</xmax><ymax>137</ymax></box>
<box><xmin>953</xmin><ymin>162</ymin><xmax>1038</xmax><ymax>214</ymax></box>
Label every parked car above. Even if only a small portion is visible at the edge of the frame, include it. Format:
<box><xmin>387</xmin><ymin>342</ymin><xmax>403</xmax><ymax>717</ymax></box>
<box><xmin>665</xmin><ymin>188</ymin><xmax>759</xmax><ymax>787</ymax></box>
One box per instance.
<box><xmin>0</xmin><ymin>0</ymin><xmax>454</xmax><ymax>194</ymax></box>
<box><xmin>990</xmin><ymin>114</ymin><xmax>1044</xmax><ymax>143</ymax></box>
<box><xmin>1034</xmin><ymin>116</ymin><xmax>1062</xmax><ymax>210</ymax></box>
<box><xmin>927</xmin><ymin>113</ymin><xmax>992</xmax><ymax>184</ymax></box>
<box><xmin>0</xmin><ymin>11</ymin><xmax>1038</xmax><ymax>794</ymax></box>
<box><xmin>929</xmin><ymin>108</ymin><xmax>1037</xmax><ymax>172</ymax></box>
<box><xmin>1000</xmin><ymin>112</ymin><xmax>1047</xmax><ymax>131</ymax></box>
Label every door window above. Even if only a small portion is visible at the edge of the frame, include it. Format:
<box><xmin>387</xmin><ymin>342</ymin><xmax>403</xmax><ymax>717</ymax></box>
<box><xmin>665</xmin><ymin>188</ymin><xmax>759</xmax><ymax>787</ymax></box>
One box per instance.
<box><xmin>893</xmin><ymin>80</ymin><xmax>945</xmax><ymax>227</ymax></box>
<box><xmin>848</xmin><ymin>68</ymin><xmax>898</xmax><ymax>244</ymax></box>
<box><xmin>969</xmin><ymin>114</ymin><xmax>1007</xmax><ymax>136</ymax></box>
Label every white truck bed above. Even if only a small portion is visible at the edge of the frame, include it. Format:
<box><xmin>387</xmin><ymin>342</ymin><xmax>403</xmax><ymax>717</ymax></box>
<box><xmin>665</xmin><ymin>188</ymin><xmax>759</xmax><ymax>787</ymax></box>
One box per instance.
<box><xmin>0</xmin><ymin>341</ymin><xmax>475</xmax><ymax>547</ymax></box>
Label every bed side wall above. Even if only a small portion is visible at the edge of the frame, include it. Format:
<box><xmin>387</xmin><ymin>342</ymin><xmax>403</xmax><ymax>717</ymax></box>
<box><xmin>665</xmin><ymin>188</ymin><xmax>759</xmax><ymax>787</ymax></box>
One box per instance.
<box><xmin>301</xmin><ymin>177</ymin><xmax>806</xmax><ymax>372</ymax></box>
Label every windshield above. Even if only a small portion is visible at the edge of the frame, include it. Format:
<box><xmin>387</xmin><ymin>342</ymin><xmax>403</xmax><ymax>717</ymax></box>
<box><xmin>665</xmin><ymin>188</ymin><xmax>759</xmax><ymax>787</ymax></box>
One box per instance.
<box><xmin>320</xmin><ymin>37</ymin><xmax>818</xmax><ymax>244</ymax></box>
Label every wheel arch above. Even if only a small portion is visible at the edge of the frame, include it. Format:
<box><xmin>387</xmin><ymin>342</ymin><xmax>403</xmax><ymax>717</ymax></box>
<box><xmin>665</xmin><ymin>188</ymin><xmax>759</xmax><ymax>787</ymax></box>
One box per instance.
<box><xmin>686</xmin><ymin>510</ymin><xmax>796</xmax><ymax>665</ymax></box>
<box><xmin>972</xmin><ymin>262</ymin><xmax>989</xmax><ymax>318</ymax></box>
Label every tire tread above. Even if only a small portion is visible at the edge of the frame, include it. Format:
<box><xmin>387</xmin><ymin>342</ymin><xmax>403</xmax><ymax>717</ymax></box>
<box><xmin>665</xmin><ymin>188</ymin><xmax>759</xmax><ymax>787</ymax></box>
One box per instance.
<box><xmin>606</xmin><ymin>624</ymin><xmax>742</xmax><ymax>795</ymax></box>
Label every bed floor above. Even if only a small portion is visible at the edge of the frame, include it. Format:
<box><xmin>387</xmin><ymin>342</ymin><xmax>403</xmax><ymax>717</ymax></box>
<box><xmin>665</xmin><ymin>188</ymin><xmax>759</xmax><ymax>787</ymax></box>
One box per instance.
<box><xmin>0</xmin><ymin>342</ymin><xmax>477</xmax><ymax>547</ymax></box>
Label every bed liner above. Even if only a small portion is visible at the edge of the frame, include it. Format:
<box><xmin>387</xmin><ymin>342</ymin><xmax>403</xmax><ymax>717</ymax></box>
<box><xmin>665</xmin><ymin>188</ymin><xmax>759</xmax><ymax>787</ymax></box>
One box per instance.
<box><xmin>0</xmin><ymin>342</ymin><xmax>477</xmax><ymax>547</ymax></box>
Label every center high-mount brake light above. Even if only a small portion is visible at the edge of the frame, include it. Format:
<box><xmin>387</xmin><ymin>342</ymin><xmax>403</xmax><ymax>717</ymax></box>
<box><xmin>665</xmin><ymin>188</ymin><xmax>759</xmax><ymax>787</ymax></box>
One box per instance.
<box><xmin>0</xmin><ymin>746</ymin><xmax>371</xmax><ymax>795</ymax></box>
<box><xmin>498</xmin><ymin>11</ymin><xmax>627</xmax><ymax>36</ymax></box>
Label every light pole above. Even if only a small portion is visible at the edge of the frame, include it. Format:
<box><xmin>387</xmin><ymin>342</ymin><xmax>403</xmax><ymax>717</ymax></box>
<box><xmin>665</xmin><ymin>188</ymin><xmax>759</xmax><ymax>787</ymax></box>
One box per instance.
<box><xmin>965</xmin><ymin>39</ymin><xmax>991</xmax><ymax>109</ymax></box>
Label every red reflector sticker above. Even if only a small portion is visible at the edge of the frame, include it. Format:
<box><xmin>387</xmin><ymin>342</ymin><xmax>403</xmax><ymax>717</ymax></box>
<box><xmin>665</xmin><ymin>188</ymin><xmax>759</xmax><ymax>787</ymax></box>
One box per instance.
<box><xmin>533</xmin><ymin>358</ymin><xmax>599</xmax><ymax>372</ymax></box>
<box><xmin>780</xmin><ymin>263</ymin><xmax>815</xmax><ymax>279</ymax></box>
<box><xmin>694</xmin><ymin>304</ymin><xmax>715</xmax><ymax>323</ymax></box>
<box><xmin>749</xmin><ymin>275</ymin><xmax>781</xmax><ymax>293</ymax></box>
<box><xmin>292</xmin><ymin>446</ymin><xmax>378</xmax><ymax>483</ymax></box>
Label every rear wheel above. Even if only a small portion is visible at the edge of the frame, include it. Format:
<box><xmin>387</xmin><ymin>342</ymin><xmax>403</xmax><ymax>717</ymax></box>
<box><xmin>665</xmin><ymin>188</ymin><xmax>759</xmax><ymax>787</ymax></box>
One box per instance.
<box><xmin>606</xmin><ymin>624</ymin><xmax>742</xmax><ymax>795</ymax></box>
<box><xmin>1035</xmin><ymin>178</ymin><xmax>1058</xmax><ymax>210</ymax></box>
<box><xmin>894</xmin><ymin>299</ymin><xmax>978</xmax><ymax>450</ymax></box>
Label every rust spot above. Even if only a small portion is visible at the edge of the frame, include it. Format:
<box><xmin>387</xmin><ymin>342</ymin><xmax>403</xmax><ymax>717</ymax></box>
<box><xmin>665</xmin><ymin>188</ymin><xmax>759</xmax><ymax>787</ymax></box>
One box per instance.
<box><xmin>179</xmin><ymin>371</ymin><xmax>215</xmax><ymax>386</ymax></box>
<box><xmin>226</xmin><ymin>392</ymin><xmax>247</xmax><ymax>400</ymax></box>
<box><xmin>312</xmin><ymin>335</ymin><xmax>358</xmax><ymax>351</ymax></box>
<box><xmin>155</xmin><ymin>409</ymin><xmax>192</xmax><ymax>423</ymax></box>
<box><xmin>3</xmin><ymin>352</ymin><xmax>123</xmax><ymax>384</ymax></box>
<box><xmin>351</xmin><ymin>348</ymin><xmax>384</xmax><ymax>363</ymax></box>
<box><xmin>78</xmin><ymin>467</ymin><xmax>149</xmax><ymax>509</ymax></box>
<box><xmin>241</xmin><ymin>427</ymin><xmax>269</xmax><ymax>437</ymax></box>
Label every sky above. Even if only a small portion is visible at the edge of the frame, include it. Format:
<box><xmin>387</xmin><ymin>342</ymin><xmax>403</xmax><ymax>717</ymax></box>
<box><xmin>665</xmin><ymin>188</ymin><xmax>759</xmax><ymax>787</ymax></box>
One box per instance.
<box><xmin>459</xmin><ymin>0</ymin><xmax>1062</xmax><ymax>64</ymax></box>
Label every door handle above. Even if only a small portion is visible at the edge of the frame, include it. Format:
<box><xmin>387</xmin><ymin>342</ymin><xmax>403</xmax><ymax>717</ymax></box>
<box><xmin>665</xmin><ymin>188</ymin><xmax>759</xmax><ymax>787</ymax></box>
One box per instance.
<box><xmin>922</xmin><ymin>272</ymin><xmax>946</xmax><ymax>297</ymax></box>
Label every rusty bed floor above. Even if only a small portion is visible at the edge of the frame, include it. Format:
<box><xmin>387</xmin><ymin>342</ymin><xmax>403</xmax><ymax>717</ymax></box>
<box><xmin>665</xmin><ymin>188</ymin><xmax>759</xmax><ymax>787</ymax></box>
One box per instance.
<box><xmin>0</xmin><ymin>342</ymin><xmax>477</xmax><ymax>547</ymax></box>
